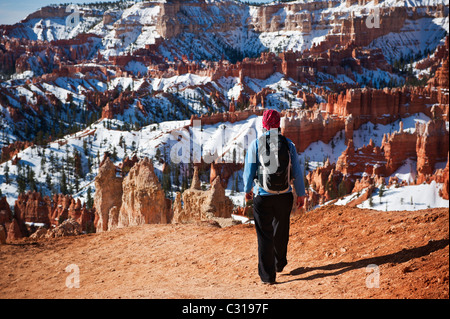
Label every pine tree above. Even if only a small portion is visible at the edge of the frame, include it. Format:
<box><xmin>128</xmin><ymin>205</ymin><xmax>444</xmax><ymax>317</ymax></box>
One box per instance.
<box><xmin>83</xmin><ymin>139</ymin><xmax>89</xmax><ymax>156</ymax></box>
<box><xmin>74</xmin><ymin>176</ymin><xmax>80</xmax><ymax>193</ymax></box>
<box><xmin>74</xmin><ymin>150</ymin><xmax>83</xmax><ymax>178</ymax></box>
<box><xmin>379</xmin><ymin>182</ymin><xmax>385</xmax><ymax>198</ymax></box>
<box><xmin>173</xmin><ymin>163</ymin><xmax>180</xmax><ymax>191</ymax></box>
<box><xmin>162</xmin><ymin>171</ymin><xmax>172</xmax><ymax>197</ymax></box>
<box><xmin>26</xmin><ymin>165</ymin><xmax>37</xmax><ymax>192</ymax></box>
<box><xmin>4</xmin><ymin>163</ymin><xmax>10</xmax><ymax>184</ymax></box>
<box><xmin>111</xmin><ymin>146</ymin><xmax>118</xmax><ymax>162</ymax></box>
<box><xmin>45</xmin><ymin>173</ymin><xmax>52</xmax><ymax>192</ymax></box>
<box><xmin>17</xmin><ymin>168</ymin><xmax>27</xmax><ymax>194</ymax></box>
<box><xmin>337</xmin><ymin>179</ymin><xmax>347</xmax><ymax>198</ymax></box>
<box><xmin>61</xmin><ymin>171</ymin><xmax>68</xmax><ymax>195</ymax></box>
<box><xmin>86</xmin><ymin>186</ymin><xmax>94</xmax><ymax>210</ymax></box>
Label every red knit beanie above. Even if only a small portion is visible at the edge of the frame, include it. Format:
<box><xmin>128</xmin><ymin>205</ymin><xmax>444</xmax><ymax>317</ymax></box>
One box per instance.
<box><xmin>262</xmin><ymin>109</ymin><xmax>280</xmax><ymax>130</ymax></box>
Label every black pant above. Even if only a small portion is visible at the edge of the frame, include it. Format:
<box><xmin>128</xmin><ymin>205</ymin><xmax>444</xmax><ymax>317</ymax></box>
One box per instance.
<box><xmin>253</xmin><ymin>192</ymin><xmax>294</xmax><ymax>282</ymax></box>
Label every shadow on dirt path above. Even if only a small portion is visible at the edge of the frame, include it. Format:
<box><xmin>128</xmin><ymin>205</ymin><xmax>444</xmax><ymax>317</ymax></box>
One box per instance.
<box><xmin>281</xmin><ymin>238</ymin><xmax>449</xmax><ymax>283</ymax></box>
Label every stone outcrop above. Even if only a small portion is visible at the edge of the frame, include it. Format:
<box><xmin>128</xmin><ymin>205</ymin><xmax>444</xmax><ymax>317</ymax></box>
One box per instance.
<box><xmin>94</xmin><ymin>157</ymin><xmax>123</xmax><ymax>232</ymax></box>
<box><xmin>155</xmin><ymin>0</ymin><xmax>247</xmax><ymax>39</ymax></box>
<box><xmin>209</xmin><ymin>162</ymin><xmax>243</xmax><ymax>189</ymax></box>
<box><xmin>30</xmin><ymin>218</ymin><xmax>82</xmax><ymax>239</ymax></box>
<box><xmin>0</xmin><ymin>196</ymin><xmax>12</xmax><ymax>226</ymax></box>
<box><xmin>94</xmin><ymin>156</ymin><xmax>172</xmax><ymax>232</ymax></box>
<box><xmin>5</xmin><ymin>191</ymin><xmax>95</xmax><ymax>241</ymax></box>
<box><xmin>439</xmin><ymin>156</ymin><xmax>449</xmax><ymax>200</ymax></box>
<box><xmin>0</xmin><ymin>33</ymin><xmax>100</xmax><ymax>77</ymax></box>
<box><xmin>7</xmin><ymin>219</ymin><xmax>23</xmax><ymax>241</ymax></box>
<box><xmin>14</xmin><ymin>191</ymin><xmax>51</xmax><ymax>236</ymax></box>
<box><xmin>416</xmin><ymin>119</ymin><xmax>450</xmax><ymax>182</ymax></box>
<box><xmin>0</xmin><ymin>225</ymin><xmax>6</xmax><ymax>244</ymax></box>
<box><xmin>1</xmin><ymin>0</ymin><xmax>445</xmax><ymax>148</ymax></box>
<box><xmin>0</xmin><ymin>0</ymin><xmax>447</xmax><ymax>222</ymax></box>
<box><xmin>303</xmin><ymin>117</ymin><xmax>449</xmax><ymax>206</ymax></box>
<box><xmin>47</xmin><ymin>218</ymin><xmax>82</xmax><ymax>238</ymax></box>
<box><xmin>306</xmin><ymin>158</ymin><xmax>352</xmax><ymax>205</ymax></box>
<box><xmin>325</xmin><ymin>86</ymin><xmax>439</xmax><ymax>127</ymax></box>
<box><xmin>172</xmin><ymin>167</ymin><xmax>234</xmax><ymax>224</ymax></box>
<box><xmin>118</xmin><ymin>157</ymin><xmax>172</xmax><ymax>227</ymax></box>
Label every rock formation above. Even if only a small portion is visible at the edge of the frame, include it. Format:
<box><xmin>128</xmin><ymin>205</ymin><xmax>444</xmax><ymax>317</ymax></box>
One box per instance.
<box><xmin>440</xmin><ymin>157</ymin><xmax>449</xmax><ymax>200</ymax></box>
<box><xmin>118</xmin><ymin>157</ymin><xmax>172</xmax><ymax>227</ymax></box>
<box><xmin>2</xmin><ymin>191</ymin><xmax>95</xmax><ymax>241</ymax></box>
<box><xmin>48</xmin><ymin>218</ymin><xmax>82</xmax><ymax>238</ymax></box>
<box><xmin>0</xmin><ymin>225</ymin><xmax>6</xmax><ymax>244</ymax></box>
<box><xmin>30</xmin><ymin>218</ymin><xmax>82</xmax><ymax>239</ymax></box>
<box><xmin>14</xmin><ymin>191</ymin><xmax>51</xmax><ymax>236</ymax></box>
<box><xmin>94</xmin><ymin>156</ymin><xmax>172</xmax><ymax>232</ymax></box>
<box><xmin>281</xmin><ymin>108</ymin><xmax>345</xmax><ymax>153</ymax></box>
<box><xmin>94</xmin><ymin>157</ymin><xmax>123</xmax><ymax>232</ymax></box>
<box><xmin>0</xmin><ymin>141</ymin><xmax>34</xmax><ymax>164</ymax></box>
<box><xmin>0</xmin><ymin>196</ymin><xmax>12</xmax><ymax>227</ymax></box>
<box><xmin>7</xmin><ymin>219</ymin><xmax>23</xmax><ymax>241</ymax></box>
<box><xmin>306</xmin><ymin>158</ymin><xmax>352</xmax><ymax>205</ymax></box>
<box><xmin>416</xmin><ymin>119</ymin><xmax>449</xmax><ymax>181</ymax></box>
<box><xmin>172</xmin><ymin>167</ymin><xmax>234</xmax><ymax>224</ymax></box>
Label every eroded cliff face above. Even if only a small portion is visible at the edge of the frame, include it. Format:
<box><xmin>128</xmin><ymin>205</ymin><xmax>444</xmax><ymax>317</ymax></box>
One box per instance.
<box><xmin>416</xmin><ymin>119</ymin><xmax>449</xmax><ymax>181</ymax></box>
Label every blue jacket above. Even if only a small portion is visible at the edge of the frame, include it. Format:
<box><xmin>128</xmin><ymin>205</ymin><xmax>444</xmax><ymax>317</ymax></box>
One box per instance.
<box><xmin>243</xmin><ymin>131</ymin><xmax>306</xmax><ymax>197</ymax></box>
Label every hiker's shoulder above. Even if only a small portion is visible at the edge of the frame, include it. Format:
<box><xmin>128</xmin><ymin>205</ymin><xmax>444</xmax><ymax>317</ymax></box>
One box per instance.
<box><xmin>248</xmin><ymin>137</ymin><xmax>258</xmax><ymax>150</ymax></box>
<box><xmin>283</xmin><ymin>136</ymin><xmax>296</xmax><ymax>147</ymax></box>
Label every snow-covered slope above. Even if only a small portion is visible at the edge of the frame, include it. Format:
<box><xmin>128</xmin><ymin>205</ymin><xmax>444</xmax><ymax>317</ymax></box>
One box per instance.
<box><xmin>334</xmin><ymin>181</ymin><xmax>448</xmax><ymax>211</ymax></box>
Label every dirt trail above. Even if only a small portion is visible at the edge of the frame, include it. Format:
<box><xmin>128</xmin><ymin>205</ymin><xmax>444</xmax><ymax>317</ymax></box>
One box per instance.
<box><xmin>0</xmin><ymin>206</ymin><xmax>448</xmax><ymax>299</ymax></box>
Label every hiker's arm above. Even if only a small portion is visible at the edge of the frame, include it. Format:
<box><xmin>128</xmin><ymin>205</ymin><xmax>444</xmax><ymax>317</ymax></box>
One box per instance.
<box><xmin>243</xmin><ymin>139</ymin><xmax>258</xmax><ymax>195</ymax></box>
<box><xmin>289</xmin><ymin>142</ymin><xmax>306</xmax><ymax>198</ymax></box>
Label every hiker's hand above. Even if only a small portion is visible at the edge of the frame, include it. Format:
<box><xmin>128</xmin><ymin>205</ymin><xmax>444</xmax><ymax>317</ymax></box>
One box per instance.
<box><xmin>296</xmin><ymin>196</ymin><xmax>305</xmax><ymax>209</ymax></box>
<box><xmin>245</xmin><ymin>192</ymin><xmax>253</xmax><ymax>203</ymax></box>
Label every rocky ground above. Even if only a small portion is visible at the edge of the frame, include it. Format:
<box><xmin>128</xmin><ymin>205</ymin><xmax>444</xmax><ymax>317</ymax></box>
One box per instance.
<box><xmin>0</xmin><ymin>205</ymin><xmax>448</xmax><ymax>299</ymax></box>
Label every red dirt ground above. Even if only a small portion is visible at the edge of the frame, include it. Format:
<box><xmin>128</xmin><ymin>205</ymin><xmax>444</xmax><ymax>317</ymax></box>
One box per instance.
<box><xmin>0</xmin><ymin>205</ymin><xmax>448</xmax><ymax>299</ymax></box>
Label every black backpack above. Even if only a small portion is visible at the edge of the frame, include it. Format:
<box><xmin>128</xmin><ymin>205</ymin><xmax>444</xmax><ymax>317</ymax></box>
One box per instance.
<box><xmin>256</xmin><ymin>131</ymin><xmax>291</xmax><ymax>193</ymax></box>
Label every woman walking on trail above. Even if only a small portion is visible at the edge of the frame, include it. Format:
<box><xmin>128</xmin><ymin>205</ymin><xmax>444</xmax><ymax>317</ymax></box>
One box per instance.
<box><xmin>243</xmin><ymin>109</ymin><xmax>306</xmax><ymax>285</ymax></box>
